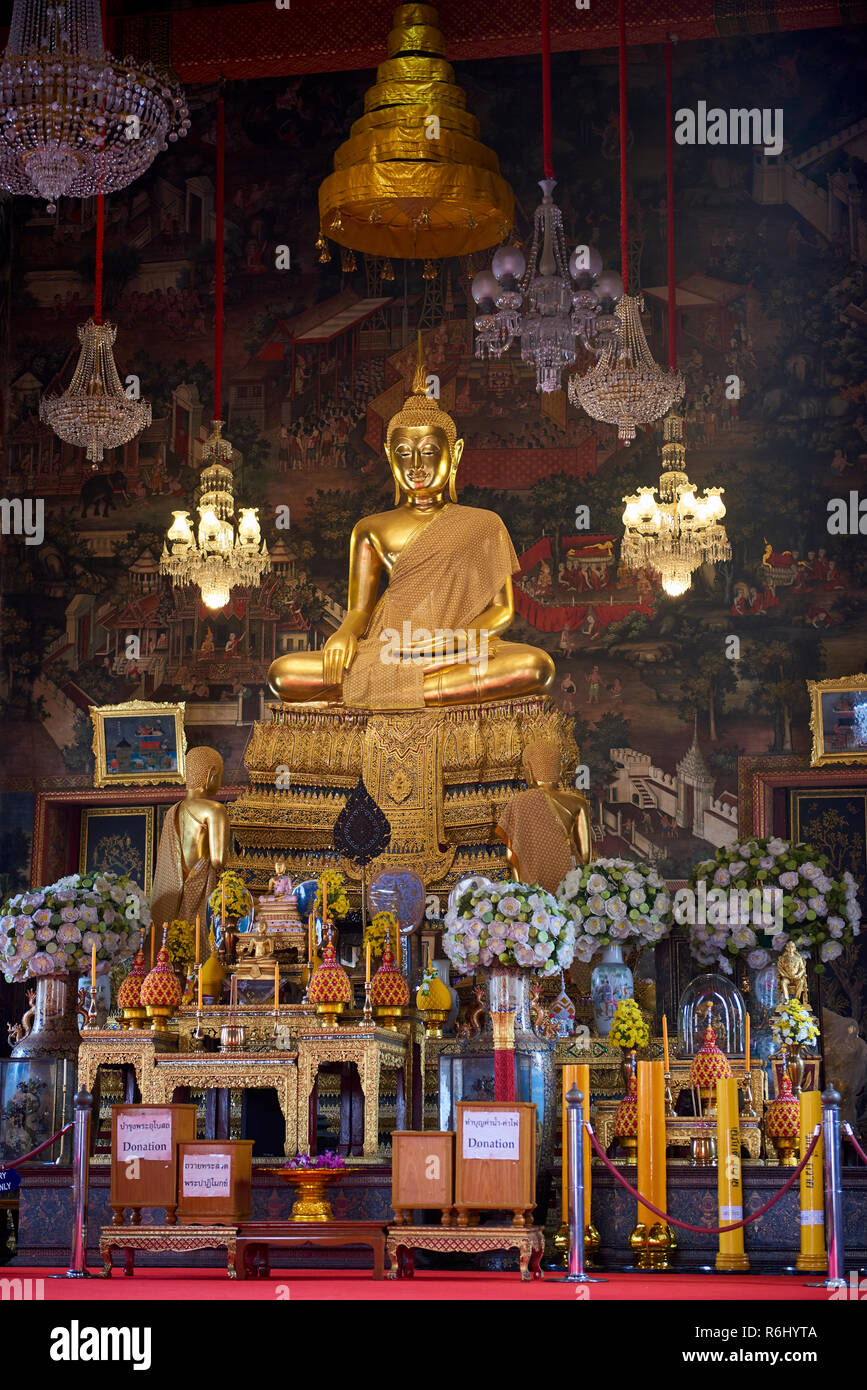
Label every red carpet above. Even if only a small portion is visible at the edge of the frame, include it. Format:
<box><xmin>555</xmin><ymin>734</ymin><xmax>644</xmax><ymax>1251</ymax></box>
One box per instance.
<box><xmin>25</xmin><ymin>1269</ymin><xmax>833</xmax><ymax>1301</ymax></box>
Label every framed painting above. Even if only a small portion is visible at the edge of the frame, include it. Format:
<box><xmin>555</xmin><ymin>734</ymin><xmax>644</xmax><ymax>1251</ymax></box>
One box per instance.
<box><xmin>807</xmin><ymin>674</ymin><xmax>867</xmax><ymax>767</ymax></box>
<box><xmin>79</xmin><ymin>806</ymin><xmax>155</xmax><ymax>895</ymax></box>
<box><xmin>90</xmin><ymin>700</ymin><xmax>186</xmax><ymax>788</ymax></box>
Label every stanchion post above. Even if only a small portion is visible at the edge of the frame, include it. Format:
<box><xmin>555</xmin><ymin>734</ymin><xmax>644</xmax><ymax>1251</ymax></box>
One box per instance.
<box><xmin>555</xmin><ymin>1085</ymin><xmax>605</xmax><ymax>1284</ymax></box>
<box><xmin>55</xmin><ymin>1087</ymin><xmax>94</xmax><ymax>1280</ymax></box>
<box><xmin>807</xmin><ymin>1085</ymin><xmax>845</xmax><ymax>1289</ymax></box>
<box><xmin>797</xmin><ymin>1092</ymin><xmax>826</xmax><ymax>1274</ymax></box>
<box><xmin>716</xmin><ymin>1076</ymin><xmax>748</xmax><ymax>1271</ymax></box>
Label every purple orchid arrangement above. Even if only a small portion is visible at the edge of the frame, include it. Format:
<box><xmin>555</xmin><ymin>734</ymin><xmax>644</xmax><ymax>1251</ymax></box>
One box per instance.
<box><xmin>283</xmin><ymin>1150</ymin><xmax>346</xmax><ymax>1171</ymax></box>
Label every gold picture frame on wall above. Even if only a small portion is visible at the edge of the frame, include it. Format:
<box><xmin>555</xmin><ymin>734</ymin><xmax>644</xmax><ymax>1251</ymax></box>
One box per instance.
<box><xmin>79</xmin><ymin>806</ymin><xmax>155</xmax><ymax>895</ymax></box>
<box><xmin>807</xmin><ymin>675</ymin><xmax>867</xmax><ymax>767</ymax></box>
<box><xmin>89</xmin><ymin>700</ymin><xmax>187</xmax><ymax>788</ymax></box>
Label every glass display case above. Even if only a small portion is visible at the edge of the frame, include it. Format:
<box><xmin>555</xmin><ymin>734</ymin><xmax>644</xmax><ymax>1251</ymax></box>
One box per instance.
<box><xmin>678</xmin><ymin>971</ymin><xmax>746</xmax><ymax>1057</ymax></box>
<box><xmin>0</xmin><ymin>1058</ymin><xmax>75</xmax><ymax>1166</ymax></box>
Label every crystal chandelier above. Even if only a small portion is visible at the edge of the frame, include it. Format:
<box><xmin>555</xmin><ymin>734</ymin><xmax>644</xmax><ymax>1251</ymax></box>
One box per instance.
<box><xmin>160</xmin><ymin>421</ymin><xmax>270</xmax><ymax>611</ymax></box>
<box><xmin>570</xmin><ymin>293</ymin><xmax>684</xmax><ymax>443</ymax></box>
<box><xmin>40</xmin><ymin>317</ymin><xmax>151</xmax><ymax>461</ymax></box>
<box><xmin>0</xmin><ymin>0</ymin><xmax>189</xmax><ymax>211</ymax></box>
<box><xmin>471</xmin><ymin>182</ymin><xmax>622</xmax><ymax>392</ymax></box>
<box><xmin>621</xmin><ymin>412</ymin><xmax>730</xmax><ymax>596</ymax></box>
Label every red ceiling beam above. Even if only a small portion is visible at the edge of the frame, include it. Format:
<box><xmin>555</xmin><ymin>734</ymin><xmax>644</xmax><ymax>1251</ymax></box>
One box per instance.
<box><xmin>156</xmin><ymin>0</ymin><xmax>853</xmax><ymax>84</ymax></box>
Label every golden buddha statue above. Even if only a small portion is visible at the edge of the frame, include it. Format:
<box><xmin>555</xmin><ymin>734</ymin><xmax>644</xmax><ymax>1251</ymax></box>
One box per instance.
<box><xmin>495</xmin><ymin>738</ymin><xmax>592</xmax><ymax>893</ymax></box>
<box><xmin>267</xmin><ymin>340</ymin><xmax>554</xmax><ymax>709</ymax></box>
<box><xmin>150</xmin><ymin>746</ymin><xmax>228</xmax><ymax>930</ymax></box>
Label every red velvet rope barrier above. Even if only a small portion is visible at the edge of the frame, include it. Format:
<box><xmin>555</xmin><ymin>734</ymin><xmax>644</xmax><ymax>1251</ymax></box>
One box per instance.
<box><xmin>214</xmin><ymin>93</ymin><xmax>225</xmax><ymax>421</ymax></box>
<box><xmin>586</xmin><ymin>1122</ymin><xmax>821</xmax><ymax>1235</ymax></box>
<box><xmin>844</xmin><ymin>1123</ymin><xmax>867</xmax><ymax>1166</ymax></box>
<box><xmin>2</xmin><ymin>1122</ymin><xmax>74</xmax><ymax>1170</ymax></box>
<box><xmin>665</xmin><ymin>37</ymin><xmax>676</xmax><ymax>369</ymax></box>
<box><xmin>618</xmin><ymin>0</ymin><xmax>628</xmax><ymax>290</ymax></box>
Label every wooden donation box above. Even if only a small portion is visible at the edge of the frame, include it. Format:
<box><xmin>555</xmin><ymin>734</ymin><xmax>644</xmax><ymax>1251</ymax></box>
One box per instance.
<box><xmin>391</xmin><ymin>1131</ymin><xmax>454</xmax><ymax>1225</ymax></box>
<box><xmin>110</xmin><ymin>1104</ymin><xmax>197</xmax><ymax>1226</ymax></box>
<box><xmin>177</xmin><ymin>1141</ymin><xmax>254</xmax><ymax>1227</ymax></box>
<box><xmin>455</xmin><ymin>1102</ymin><xmax>536</xmax><ymax>1228</ymax></box>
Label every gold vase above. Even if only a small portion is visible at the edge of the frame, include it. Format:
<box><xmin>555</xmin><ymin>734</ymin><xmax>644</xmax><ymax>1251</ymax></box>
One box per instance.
<box><xmin>275</xmin><ymin>1169</ymin><xmax>344</xmax><ymax>1222</ymax></box>
<box><xmin>783</xmin><ymin>1044</ymin><xmax>805</xmax><ymax>1097</ymax></box>
<box><xmin>621</xmin><ymin>1047</ymin><xmax>637</xmax><ymax>1090</ymax></box>
<box><xmin>315</xmin><ymin>1002</ymin><xmax>345</xmax><ymax>1028</ymax></box>
<box><xmin>145</xmin><ymin>1003</ymin><xmax>175</xmax><ymax>1034</ymax></box>
<box><xmin>420</xmin><ymin>1009</ymin><xmax>448</xmax><ymax>1037</ymax></box>
<box><xmin>374</xmin><ymin>1004</ymin><xmax>405</xmax><ymax>1032</ymax></box>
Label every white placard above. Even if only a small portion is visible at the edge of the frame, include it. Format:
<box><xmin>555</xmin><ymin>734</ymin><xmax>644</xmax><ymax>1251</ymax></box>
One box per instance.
<box><xmin>461</xmin><ymin>1108</ymin><xmax>521</xmax><ymax>1161</ymax></box>
<box><xmin>182</xmin><ymin>1153</ymin><xmax>232</xmax><ymax>1199</ymax></box>
<box><xmin>116</xmin><ymin>1109</ymin><xmax>173</xmax><ymax>1161</ymax></box>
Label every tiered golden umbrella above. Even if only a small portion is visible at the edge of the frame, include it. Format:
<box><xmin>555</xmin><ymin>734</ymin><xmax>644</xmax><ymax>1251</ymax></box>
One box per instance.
<box><xmin>318</xmin><ymin>3</ymin><xmax>513</xmax><ymax>259</ymax></box>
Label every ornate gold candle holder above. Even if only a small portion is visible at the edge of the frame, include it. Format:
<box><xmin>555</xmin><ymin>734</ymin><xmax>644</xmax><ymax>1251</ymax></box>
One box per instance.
<box><xmin>691</xmin><ymin>1133</ymin><xmax>717</xmax><ymax>1166</ymax></box>
<box><xmin>630</xmin><ymin>1220</ymin><xmax>677</xmax><ymax>1271</ymax></box>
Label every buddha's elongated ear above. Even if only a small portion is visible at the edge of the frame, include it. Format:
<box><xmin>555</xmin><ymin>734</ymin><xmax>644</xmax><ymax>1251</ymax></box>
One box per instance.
<box><xmin>448</xmin><ymin>438</ymin><xmax>464</xmax><ymax>502</ymax></box>
<box><xmin>384</xmin><ymin>442</ymin><xmax>401</xmax><ymax>504</ymax></box>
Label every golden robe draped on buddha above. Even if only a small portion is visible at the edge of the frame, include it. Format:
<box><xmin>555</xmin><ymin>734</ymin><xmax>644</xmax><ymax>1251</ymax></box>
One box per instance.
<box><xmin>342</xmin><ymin>502</ymin><xmax>519</xmax><ymax>710</ymax></box>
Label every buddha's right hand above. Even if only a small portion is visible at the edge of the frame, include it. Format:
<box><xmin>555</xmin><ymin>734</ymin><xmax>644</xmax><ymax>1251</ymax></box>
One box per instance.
<box><xmin>322</xmin><ymin>629</ymin><xmax>357</xmax><ymax>687</ymax></box>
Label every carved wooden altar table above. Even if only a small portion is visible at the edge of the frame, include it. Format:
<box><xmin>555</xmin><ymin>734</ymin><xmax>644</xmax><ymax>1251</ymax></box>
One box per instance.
<box><xmin>296</xmin><ymin>1027</ymin><xmax>408</xmax><ymax>1160</ymax></box>
<box><xmin>99</xmin><ymin>1224</ymin><xmax>238</xmax><ymax>1278</ymax></box>
<box><xmin>149</xmin><ymin>1053</ymin><xmax>299</xmax><ymax>1155</ymax></box>
<box><xmin>234</xmin><ymin>1220</ymin><xmax>388</xmax><ymax>1280</ymax></box>
<box><xmin>77</xmin><ymin>1028</ymin><xmax>169</xmax><ymax>1103</ymax></box>
<box><xmin>386</xmin><ymin>1224</ymin><xmax>544</xmax><ymax>1281</ymax></box>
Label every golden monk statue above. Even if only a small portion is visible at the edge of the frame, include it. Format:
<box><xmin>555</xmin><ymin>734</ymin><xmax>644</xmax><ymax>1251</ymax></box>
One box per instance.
<box><xmin>150</xmin><ymin>746</ymin><xmax>228</xmax><ymax>929</ymax></box>
<box><xmin>267</xmin><ymin>341</ymin><xmax>554</xmax><ymax>709</ymax></box>
<box><xmin>776</xmin><ymin>939</ymin><xmax>808</xmax><ymax>1006</ymax></box>
<box><xmin>495</xmin><ymin>738</ymin><xmax>592</xmax><ymax>893</ymax></box>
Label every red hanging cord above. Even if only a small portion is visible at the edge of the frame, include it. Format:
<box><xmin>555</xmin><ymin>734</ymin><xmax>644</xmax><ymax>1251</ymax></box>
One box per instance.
<box><xmin>94</xmin><ymin>195</ymin><xmax>104</xmax><ymax>324</ymax></box>
<box><xmin>618</xmin><ymin>0</ymin><xmax>628</xmax><ymax>291</ymax></box>
<box><xmin>665</xmin><ymin>38</ymin><xmax>676</xmax><ymax>370</ymax></box>
<box><xmin>214</xmin><ymin>93</ymin><xmax>225</xmax><ymax>422</ymax></box>
<box><xmin>541</xmin><ymin>0</ymin><xmax>554</xmax><ymax>180</ymax></box>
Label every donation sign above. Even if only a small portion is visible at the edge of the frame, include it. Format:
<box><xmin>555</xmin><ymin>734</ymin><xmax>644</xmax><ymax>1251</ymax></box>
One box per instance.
<box><xmin>461</xmin><ymin>1108</ymin><xmax>521</xmax><ymax>1160</ymax></box>
<box><xmin>116</xmin><ymin>1109</ymin><xmax>173</xmax><ymax>1161</ymax></box>
<box><xmin>182</xmin><ymin>1153</ymin><xmax>232</xmax><ymax>1198</ymax></box>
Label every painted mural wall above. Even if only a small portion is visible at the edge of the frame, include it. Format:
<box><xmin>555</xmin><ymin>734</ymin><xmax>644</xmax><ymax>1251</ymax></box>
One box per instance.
<box><xmin>1</xmin><ymin>27</ymin><xmax>866</xmax><ymax>1018</ymax></box>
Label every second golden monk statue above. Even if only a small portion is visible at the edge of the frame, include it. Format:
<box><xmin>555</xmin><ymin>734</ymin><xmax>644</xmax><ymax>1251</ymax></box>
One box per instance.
<box><xmin>267</xmin><ymin>340</ymin><xmax>554</xmax><ymax>709</ymax></box>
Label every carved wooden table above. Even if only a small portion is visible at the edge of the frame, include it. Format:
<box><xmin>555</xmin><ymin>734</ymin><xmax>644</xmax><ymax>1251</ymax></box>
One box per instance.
<box><xmin>234</xmin><ymin>1220</ymin><xmax>389</xmax><ymax>1280</ymax></box>
<box><xmin>78</xmin><ymin>1028</ymin><xmax>170</xmax><ymax>1102</ymax></box>
<box><xmin>386</xmin><ymin>1224</ymin><xmax>545</xmax><ymax>1281</ymax></box>
<box><xmin>296</xmin><ymin>1027</ymin><xmax>408</xmax><ymax>1160</ymax></box>
<box><xmin>149</xmin><ymin>1053</ymin><xmax>299</xmax><ymax>1155</ymax></box>
<box><xmin>99</xmin><ymin>1224</ymin><xmax>237</xmax><ymax>1278</ymax></box>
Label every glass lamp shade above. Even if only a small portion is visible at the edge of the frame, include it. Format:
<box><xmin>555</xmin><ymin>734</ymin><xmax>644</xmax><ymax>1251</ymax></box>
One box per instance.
<box><xmin>595</xmin><ymin>270</ymin><xmax>624</xmax><ymax>303</ymax></box>
<box><xmin>201</xmin><ymin>577</ymin><xmax>231</xmax><ymax>611</ymax></box>
<box><xmin>237</xmin><ymin>508</ymin><xmax>262</xmax><ymax>547</ymax></box>
<box><xmin>166</xmin><ymin>511</ymin><xmax>194</xmax><ymax>547</ymax></box>
<box><xmin>660</xmin><ymin>571</ymin><xmax>691</xmax><ymax>597</ymax></box>
<box><xmin>492</xmin><ymin>245</ymin><xmax>526</xmax><ymax>282</ymax></box>
<box><xmin>678</xmin><ymin>971</ymin><xmax>746</xmax><ymax>1057</ymax></box>
<box><xmin>471</xmin><ymin>269</ymin><xmax>499</xmax><ymax>306</ymax></box>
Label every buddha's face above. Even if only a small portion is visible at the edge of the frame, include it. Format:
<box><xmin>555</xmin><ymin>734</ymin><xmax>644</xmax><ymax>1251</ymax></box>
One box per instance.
<box><xmin>387</xmin><ymin>426</ymin><xmax>463</xmax><ymax>501</ymax></box>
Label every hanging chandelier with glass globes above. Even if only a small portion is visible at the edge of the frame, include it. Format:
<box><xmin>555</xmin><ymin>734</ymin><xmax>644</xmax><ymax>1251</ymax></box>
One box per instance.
<box><xmin>0</xmin><ymin>0</ymin><xmax>189</xmax><ymax>212</ymax></box>
<box><xmin>621</xmin><ymin>412</ymin><xmax>730</xmax><ymax>596</ymax></box>
<box><xmin>470</xmin><ymin>180</ymin><xmax>623</xmax><ymax>392</ymax></box>
<box><xmin>40</xmin><ymin>317</ymin><xmax>151</xmax><ymax>462</ymax></box>
<box><xmin>567</xmin><ymin>0</ymin><xmax>683</xmax><ymax>441</ymax></box>
<box><xmin>160</xmin><ymin>421</ymin><xmax>270</xmax><ymax>612</ymax></box>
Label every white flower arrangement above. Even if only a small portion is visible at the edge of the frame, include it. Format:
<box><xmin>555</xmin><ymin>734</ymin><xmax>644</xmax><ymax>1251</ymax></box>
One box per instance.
<box><xmin>0</xmin><ymin>872</ymin><xmax>149</xmax><ymax>984</ymax></box>
<box><xmin>688</xmin><ymin>838</ymin><xmax>861</xmax><ymax>974</ymax></box>
<box><xmin>770</xmin><ymin>998</ymin><xmax>820</xmax><ymax>1049</ymax></box>
<box><xmin>556</xmin><ymin>858</ymin><xmax>672</xmax><ymax>965</ymax></box>
<box><xmin>441</xmin><ymin>881</ymin><xmax>574</xmax><ymax>979</ymax></box>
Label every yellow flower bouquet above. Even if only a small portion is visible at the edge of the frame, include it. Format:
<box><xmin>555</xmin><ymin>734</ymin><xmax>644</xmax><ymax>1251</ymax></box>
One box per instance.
<box><xmin>165</xmin><ymin>918</ymin><xmax>195</xmax><ymax>973</ymax></box>
<box><xmin>608</xmin><ymin>997</ymin><xmax>649</xmax><ymax>1050</ymax></box>
<box><xmin>208</xmin><ymin>870</ymin><xmax>254</xmax><ymax>924</ymax></box>
<box><xmin>314</xmin><ymin>869</ymin><xmax>350</xmax><ymax>920</ymax></box>
<box><xmin>364</xmin><ymin>910</ymin><xmax>399</xmax><ymax>959</ymax></box>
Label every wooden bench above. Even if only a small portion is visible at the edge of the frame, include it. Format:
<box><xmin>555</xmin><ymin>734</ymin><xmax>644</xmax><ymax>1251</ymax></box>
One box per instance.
<box><xmin>234</xmin><ymin>1220</ymin><xmax>389</xmax><ymax>1280</ymax></box>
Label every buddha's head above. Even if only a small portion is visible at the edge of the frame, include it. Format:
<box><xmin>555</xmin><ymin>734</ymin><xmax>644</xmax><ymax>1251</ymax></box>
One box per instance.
<box><xmin>186</xmin><ymin>745</ymin><xmax>223</xmax><ymax>796</ymax></box>
<box><xmin>385</xmin><ymin>336</ymin><xmax>463</xmax><ymax>504</ymax></box>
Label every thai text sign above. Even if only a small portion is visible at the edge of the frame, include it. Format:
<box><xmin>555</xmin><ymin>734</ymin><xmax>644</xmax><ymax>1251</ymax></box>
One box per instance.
<box><xmin>115</xmin><ymin>1109</ymin><xmax>173</xmax><ymax>1161</ymax></box>
<box><xmin>182</xmin><ymin>1153</ymin><xmax>232</xmax><ymax>1198</ymax></box>
<box><xmin>461</xmin><ymin>1109</ymin><xmax>520</xmax><ymax>1160</ymax></box>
